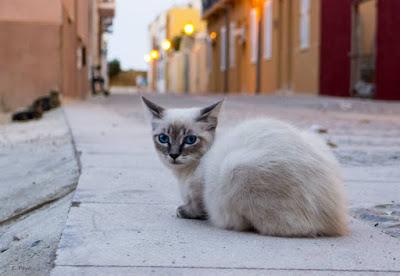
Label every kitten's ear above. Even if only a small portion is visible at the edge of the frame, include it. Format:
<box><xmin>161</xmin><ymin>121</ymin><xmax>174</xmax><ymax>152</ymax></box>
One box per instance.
<box><xmin>197</xmin><ymin>100</ymin><xmax>223</xmax><ymax>130</ymax></box>
<box><xmin>141</xmin><ymin>96</ymin><xmax>165</xmax><ymax>119</ymax></box>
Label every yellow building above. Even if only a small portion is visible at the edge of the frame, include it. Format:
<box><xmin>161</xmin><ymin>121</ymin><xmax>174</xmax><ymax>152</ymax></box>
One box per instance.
<box><xmin>147</xmin><ymin>5</ymin><xmax>206</xmax><ymax>93</ymax></box>
<box><xmin>167</xmin><ymin>7</ymin><xmax>206</xmax><ymax>40</ymax></box>
<box><xmin>203</xmin><ymin>0</ymin><xmax>320</xmax><ymax>95</ymax></box>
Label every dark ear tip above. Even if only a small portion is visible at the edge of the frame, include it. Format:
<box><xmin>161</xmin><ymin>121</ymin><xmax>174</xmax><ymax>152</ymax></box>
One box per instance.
<box><xmin>141</xmin><ymin>96</ymin><xmax>149</xmax><ymax>103</ymax></box>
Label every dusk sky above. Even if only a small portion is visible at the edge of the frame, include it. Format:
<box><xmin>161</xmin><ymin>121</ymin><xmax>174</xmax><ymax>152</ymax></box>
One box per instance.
<box><xmin>108</xmin><ymin>0</ymin><xmax>195</xmax><ymax>71</ymax></box>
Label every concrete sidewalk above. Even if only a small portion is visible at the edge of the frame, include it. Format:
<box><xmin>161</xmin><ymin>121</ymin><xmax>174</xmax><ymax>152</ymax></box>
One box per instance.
<box><xmin>0</xmin><ymin>109</ymin><xmax>80</xmax><ymax>275</ymax></box>
<box><xmin>52</xmin><ymin>95</ymin><xmax>400</xmax><ymax>275</ymax></box>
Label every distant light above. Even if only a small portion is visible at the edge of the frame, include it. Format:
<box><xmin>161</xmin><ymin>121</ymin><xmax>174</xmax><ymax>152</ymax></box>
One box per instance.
<box><xmin>161</xmin><ymin>39</ymin><xmax>172</xmax><ymax>51</ymax></box>
<box><xmin>183</xmin><ymin>23</ymin><xmax>195</xmax><ymax>36</ymax></box>
<box><xmin>144</xmin><ymin>54</ymin><xmax>151</xmax><ymax>63</ymax></box>
<box><xmin>210</xmin><ymin>31</ymin><xmax>217</xmax><ymax>40</ymax></box>
<box><xmin>150</xmin><ymin>50</ymin><xmax>160</xmax><ymax>60</ymax></box>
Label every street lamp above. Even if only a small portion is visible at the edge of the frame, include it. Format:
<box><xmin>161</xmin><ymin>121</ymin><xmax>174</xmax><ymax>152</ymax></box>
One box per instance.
<box><xmin>209</xmin><ymin>31</ymin><xmax>218</xmax><ymax>41</ymax></box>
<box><xmin>183</xmin><ymin>23</ymin><xmax>195</xmax><ymax>36</ymax></box>
<box><xmin>144</xmin><ymin>54</ymin><xmax>151</xmax><ymax>63</ymax></box>
<box><xmin>150</xmin><ymin>49</ymin><xmax>160</xmax><ymax>60</ymax></box>
<box><xmin>161</xmin><ymin>39</ymin><xmax>172</xmax><ymax>51</ymax></box>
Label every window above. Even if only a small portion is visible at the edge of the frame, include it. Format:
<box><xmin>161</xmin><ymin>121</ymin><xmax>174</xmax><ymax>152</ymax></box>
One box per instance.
<box><xmin>220</xmin><ymin>26</ymin><xmax>227</xmax><ymax>71</ymax></box>
<box><xmin>250</xmin><ymin>8</ymin><xmax>258</xmax><ymax>64</ymax></box>
<box><xmin>229</xmin><ymin>22</ymin><xmax>236</xmax><ymax>68</ymax></box>
<box><xmin>300</xmin><ymin>0</ymin><xmax>310</xmax><ymax>49</ymax></box>
<box><xmin>264</xmin><ymin>0</ymin><xmax>273</xmax><ymax>60</ymax></box>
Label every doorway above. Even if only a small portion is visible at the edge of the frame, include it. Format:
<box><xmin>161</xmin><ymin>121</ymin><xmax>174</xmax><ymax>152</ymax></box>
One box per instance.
<box><xmin>350</xmin><ymin>0</ymin><xmax>377</xmax><ymax>98</ymax></box>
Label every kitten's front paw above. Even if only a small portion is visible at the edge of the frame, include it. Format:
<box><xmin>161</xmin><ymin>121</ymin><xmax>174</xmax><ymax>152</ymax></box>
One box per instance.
<box><xmin>176</xmin><ymin>206</ymin><xmax>191</xmax><ymax>219</ymax></box>
<box><xmin>176</xmin><ymin>205</ymin><xmax>208</xmax><ymax>220</ymax></box>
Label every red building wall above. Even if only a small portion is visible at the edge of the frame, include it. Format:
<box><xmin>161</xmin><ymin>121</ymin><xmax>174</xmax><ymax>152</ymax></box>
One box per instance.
<box><xmin>319</xmin><ymin>0</ymin><xmax>352</xmax><ymax>97</ymax></box>
<box><xmin>376</xmin><ymin>0</ymin><xmax>400</xmax><ymax>100</ymax></box>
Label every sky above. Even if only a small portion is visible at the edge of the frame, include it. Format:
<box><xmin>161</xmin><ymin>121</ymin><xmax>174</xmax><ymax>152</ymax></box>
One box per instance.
<box><xmin>108</xmin><ymin>0</ymin><xmax>196</xmax><ymax>71</ymax></box>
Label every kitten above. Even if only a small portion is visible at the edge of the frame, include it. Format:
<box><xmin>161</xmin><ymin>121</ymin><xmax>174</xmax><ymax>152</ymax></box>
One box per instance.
<box><xmin>142</xmin><ymin>97</ymin><xmax>348</xmax><ymax>237</ymax></box>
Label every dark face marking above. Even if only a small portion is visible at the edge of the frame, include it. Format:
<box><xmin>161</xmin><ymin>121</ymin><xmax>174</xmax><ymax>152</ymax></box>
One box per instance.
<box><xmin>153</xmin><ymin>123</ymin><xmax>207</xmax><ymax>165</ymax></box>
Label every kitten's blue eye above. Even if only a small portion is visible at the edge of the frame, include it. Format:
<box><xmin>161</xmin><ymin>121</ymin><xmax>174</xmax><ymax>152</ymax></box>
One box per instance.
<box><xmin>158</xmin><ymin>134</ymin><xmax>170</xmax><ymax>144</ymax></box>
<box><xmin>184</xmin><ymin>135</ymin><xmax>197</xmax><ymax>145</ymax></box>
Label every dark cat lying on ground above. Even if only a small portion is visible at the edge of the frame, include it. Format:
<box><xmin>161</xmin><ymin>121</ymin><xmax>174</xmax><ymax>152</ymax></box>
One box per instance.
<box><xmin>12</xmin><ymin>91</ymin><xmax>61</xmax><ymax>122</ymax></box>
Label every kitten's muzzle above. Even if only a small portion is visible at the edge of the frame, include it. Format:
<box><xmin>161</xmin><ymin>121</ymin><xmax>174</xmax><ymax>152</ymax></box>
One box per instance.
<box><xmin>169</xmin><ymin>153</ymin><xmax>180</xmax><ymax>160</ymax></box>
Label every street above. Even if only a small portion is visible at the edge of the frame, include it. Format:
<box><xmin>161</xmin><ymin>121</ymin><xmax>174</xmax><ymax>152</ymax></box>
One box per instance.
<box><xmin>50</xmin><ymin>93</ymin><xmax>400</xmax><ymax>275</ymax></box>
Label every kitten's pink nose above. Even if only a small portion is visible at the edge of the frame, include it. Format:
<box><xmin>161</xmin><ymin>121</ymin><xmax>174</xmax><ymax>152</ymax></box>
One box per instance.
<box><xmin>169</xmin><ymin>153</ymin><xmax>180</xmax><ymax>160</ymax></box>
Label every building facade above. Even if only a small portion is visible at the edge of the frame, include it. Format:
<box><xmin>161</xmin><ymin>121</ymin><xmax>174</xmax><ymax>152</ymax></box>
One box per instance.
<box><xmin>203</xmin><ymin>0</ymin><xmax>320</xmax><ymax>95</ymax></box>
<box><xmin>0</xmin><ymin>0</ymin><xmax>114</xmax><ymax>111</ymax></box>
<box><xmin>320</xmin><ymin>0</ymin><xmax>400</xmax><ymax>100</ymax></box>
<box><xmin>203</xmin><ymin>0</ymin><xmax>400</xmax><ymax>100</ymax></box>
<box><xmin>148</xmin><ymin>5</ymin><xmax>206</xmax><ymax>93</ymax></box>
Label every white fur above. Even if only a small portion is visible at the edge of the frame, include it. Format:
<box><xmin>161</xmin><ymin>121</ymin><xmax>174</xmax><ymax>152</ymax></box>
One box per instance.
<box><xmin>202</xmin><ymin>119</ymin><xmax>348</xmax><ymax>236</ymax></box>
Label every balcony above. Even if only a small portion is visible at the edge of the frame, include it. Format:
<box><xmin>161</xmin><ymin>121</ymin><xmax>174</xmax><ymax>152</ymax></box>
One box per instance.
<box><xmin>202</xmin><ymin>0</ymin><xmax>231</xmax><ymax>18</ymax></box>
<box><xmin>99</xmin><ymin>0</ymin><xmax>115</xmax><ymax>18</ymax></box>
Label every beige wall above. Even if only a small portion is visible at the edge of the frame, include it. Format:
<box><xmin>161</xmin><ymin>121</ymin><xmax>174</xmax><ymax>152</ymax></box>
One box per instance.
<box><xmin>0</xmin><ymin>0</ymin><xmax>104</xmax><ymax>111</ymax></box>
<box><xmin>259</xmin><ymin>1</ymin><xmax>280</xmax><ymax>94</ymax></box>
<box><xmin>0</xmin><ymin>22</ymin><xmax>61</xmax><ymax>110</ymax></box>
<box><xmin>229</xmin><ymin>0</ymin><xmax>255</xmax><ymax>94</ymax></box>
<box><xmin>61</xmin><ymin>7</ymin><xmax>78</xmax><ymax>99</ymax></box>
<box><xmin>168</xmin><ymin>52</ymin><xmax>186</xmax><ymax>93</ymax></box>
<box><xmin>208</xmin><ymin>15</ymin><xmax>225</xmax><ymax>93</ymax></box>
<box><xmin>208</xmin><ymin>1</ymin><xmax>256</xmax><ymax>94</ymax></box>
<box><xmin>77</xmin><ymin>0</ymin><xmax>90</xmax><ymax>44</ymax></box>
<box><xmin>76</xmin><ymin>0</ymin><xmax>91</xmax><ymax>98</ymax></box>
<box><xmin>63</xmin><ymin>0</ymin><xmax>76</xmax><ymax>21</ymax></box>
<box><xmin>189</xmin><ymin>36</ymin><xmax>210</xmax><ymax>94</ymax></box>
<box><xmin>0</xmin><ymin>0</ymin><xmax>62</xmax><ymax>24</ymax></box>
<box><xmin>290</xmin><ymin>0</ymin><xmax>320</xmax><ymax>94</ymax></box>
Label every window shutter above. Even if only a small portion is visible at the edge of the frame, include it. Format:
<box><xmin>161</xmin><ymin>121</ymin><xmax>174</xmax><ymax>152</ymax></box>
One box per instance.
<box><xmin>250</xmin><ymin>9</ymin><xmax>258</xmax><ymax>64</ymax></box>
<box><xmin>220</xmin><ymin>26</ymin><xmax>227</xmax><ymax>71</ymax></box>
<box><xmin>264</xmin><ymin>0</ymin><xmax>273</xmax><ymax>60</ymax></box>
<box><xmin>300</xmin><ymin>0</ymin><xmax>310</xmax><ymax>49</ymax></box>
<box><xmin>230</xmin><ymin>22</ymin><xmax>236</xmax><ymax>68</ymax></box>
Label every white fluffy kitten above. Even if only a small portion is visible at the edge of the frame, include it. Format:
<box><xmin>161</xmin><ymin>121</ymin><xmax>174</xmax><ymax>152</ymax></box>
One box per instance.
<box><xmin>142</xmin><ymin>97</ymin><xmax>348</xmax><ymax>237</ymax></box>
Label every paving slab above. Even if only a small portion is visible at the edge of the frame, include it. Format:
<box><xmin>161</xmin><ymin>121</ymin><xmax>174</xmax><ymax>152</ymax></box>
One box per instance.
<box><xmin>0</xmin><ymin>194</ymin><xmax>74</xmax><ymax>276</ymax></box>
<box><xmin>52</xmin><ymin>266</ymin><xmax>398</xmax><ymax>276</ymax></box>
<box><xmin>72</xmin><ymin>168</ymin><xmax>178</xmax><ymax>205</ymax></box>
